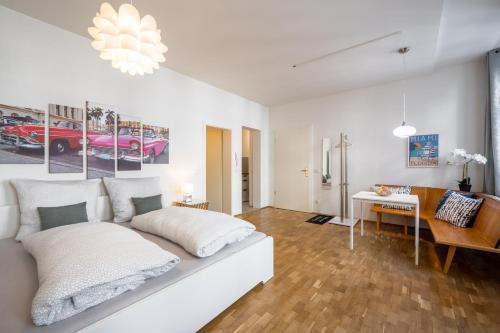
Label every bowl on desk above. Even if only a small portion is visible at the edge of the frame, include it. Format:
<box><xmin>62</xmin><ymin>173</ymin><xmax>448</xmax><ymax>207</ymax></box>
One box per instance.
<box><xmin>373</xmin><ymin>186</ymin><xmax>392</xmax><ymax>196</ymax></box>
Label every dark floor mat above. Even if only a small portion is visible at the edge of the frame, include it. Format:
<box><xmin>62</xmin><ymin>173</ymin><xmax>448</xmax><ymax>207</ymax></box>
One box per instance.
<box><xmin>305</xmin><ymin>215</ymin><xmax>334</xmax><ymax>225</ymax></box>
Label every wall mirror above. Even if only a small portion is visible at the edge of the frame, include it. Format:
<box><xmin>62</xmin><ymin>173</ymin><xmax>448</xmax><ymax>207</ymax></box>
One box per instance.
<box><xmin>322</xmin><ymin>137</ymin><xmax>332</xmax><ymax>187</ymax></box>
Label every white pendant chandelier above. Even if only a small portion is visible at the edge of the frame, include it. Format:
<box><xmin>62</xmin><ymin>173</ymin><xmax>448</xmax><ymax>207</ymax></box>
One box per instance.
<box><xmin>88</xmin><ymin>2</ymin><xmax>168</xmax><ymax>76</ymax></box>
<box><xmin>393</xmin><ymin>47</ymin><xmax>416</xmax><ymax>138</ymax></box>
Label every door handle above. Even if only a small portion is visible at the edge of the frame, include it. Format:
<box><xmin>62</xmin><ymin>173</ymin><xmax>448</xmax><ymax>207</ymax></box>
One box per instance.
<box><xmin>300</xmin><ymin>167</ymin><xmax>309</xmax><ymax>177</ymax></box>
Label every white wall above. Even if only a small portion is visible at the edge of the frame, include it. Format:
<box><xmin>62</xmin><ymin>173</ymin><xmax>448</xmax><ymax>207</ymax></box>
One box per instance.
<box><xmin>270</xmin><ymin>60</ymin><xmax>487</xmax><ymax>219</ymax></box>
<box><xmin>0</xmin><ymin>6</ymin><xmax>270</xmax><ymax>229</ymax></box>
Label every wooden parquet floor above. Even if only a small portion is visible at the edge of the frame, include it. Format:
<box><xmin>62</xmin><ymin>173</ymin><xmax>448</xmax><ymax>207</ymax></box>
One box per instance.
<box><xmin>200</xmin><ymin>208</ymin><xmax>500</xmax><ymax>333</ymax></box>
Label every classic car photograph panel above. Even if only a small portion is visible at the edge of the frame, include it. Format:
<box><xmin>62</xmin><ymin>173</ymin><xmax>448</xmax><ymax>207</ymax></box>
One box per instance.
<box><xmin>86</xmin><ymin>101</ymin><xmax>116</xmax><ymax>179</ymax></box>
<box><xmin>142</xmin><ymin>125</ymin><xmax>169</xmax><ymax>164</ymax></box>
<box><xmin>0</xmin><ymin>104</ymin><xmax>45</xmax><ymax>164</ymax></box>
<box><xmin>117</xmin><ymin>114</ymin><xmax>141</xmax><ymax>171</ymax></box>
<box><xmin>48</xmin><ymin>103</ymin><xmax>84</xmax><ymax>173</ymax></box>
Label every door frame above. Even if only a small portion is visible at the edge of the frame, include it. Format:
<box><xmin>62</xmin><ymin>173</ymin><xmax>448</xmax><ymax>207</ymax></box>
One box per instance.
<box><xmin>203</xmin><ymin>123</ymin><xmax>232</xmax><ymax>215</ymax></box>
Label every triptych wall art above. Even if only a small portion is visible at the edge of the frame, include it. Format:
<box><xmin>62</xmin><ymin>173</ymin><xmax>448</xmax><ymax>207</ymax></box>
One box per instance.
<box><xmin>0</xmin><ymin>102</ymin><xmax>170</xmax><ymax>177</ymax></box>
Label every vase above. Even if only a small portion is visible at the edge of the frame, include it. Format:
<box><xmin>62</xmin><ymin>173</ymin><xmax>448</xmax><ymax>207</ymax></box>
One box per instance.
<box><xmin>459</xmin><ymin>183</ymin><xmax>472</xmax><ymax>192</ymax></box>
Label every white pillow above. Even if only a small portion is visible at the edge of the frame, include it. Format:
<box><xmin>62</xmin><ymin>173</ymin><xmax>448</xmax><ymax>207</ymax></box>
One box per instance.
<box><xmin>103</xmin><ymin>177</ymin><xmax>162</xmax><ymax>223</ymax></box>
<box><xmin>11</xmin><ymin>179</ymin><xmax>101</xmax><ymax>241</ymax></box>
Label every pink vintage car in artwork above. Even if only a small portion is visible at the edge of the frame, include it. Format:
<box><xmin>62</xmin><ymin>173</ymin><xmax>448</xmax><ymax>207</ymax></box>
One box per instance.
<box><xmin>88</xmin><ymin>127</ymin><xmax>168</xmax><ymax>163</ymax></box>
<box><xmin>143</xmin><ymin>128</ymin><xmax>168</xmax><ymax>163</ymax></box>
<box><xmin>87</xmin><ymin>132</ymin><xmax>117</xmax><ymax>161</ymax></box>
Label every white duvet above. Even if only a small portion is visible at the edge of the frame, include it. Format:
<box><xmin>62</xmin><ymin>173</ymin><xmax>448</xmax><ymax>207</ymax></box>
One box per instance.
<box><xmin>22</xmin><ymin>222</ymin><xmax>180</xmax><ymax>326</ymax></box>
<box><xmin>130</xmin><ymin>206</ymin><xmax>256</xmax><ymax>257</ymax></box>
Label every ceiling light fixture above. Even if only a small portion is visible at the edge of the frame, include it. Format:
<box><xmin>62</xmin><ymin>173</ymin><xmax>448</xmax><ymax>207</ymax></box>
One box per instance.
<box><xmin>88</xmin><ymin>2</ymin><xmax>168</xmax><ymax>76</ymax></box>
<box><xmin>392</xmin><ymin>46</ymin><xmax>416</xmax><ymax>138</ymax></box>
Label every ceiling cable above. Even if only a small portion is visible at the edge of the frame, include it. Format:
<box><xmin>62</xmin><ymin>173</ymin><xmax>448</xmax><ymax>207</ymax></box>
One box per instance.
<box><xmin>399</xmin><ymin>46</ymin><xmax>410</xmax><ymax>122</ymax></box>
<box><xmin>291</xmin><ymin>31</ymin><xmax>402</xmax><ymax>69</ymax></box>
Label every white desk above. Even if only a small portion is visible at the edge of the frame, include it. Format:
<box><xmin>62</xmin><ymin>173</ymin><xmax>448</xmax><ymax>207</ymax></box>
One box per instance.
<box><xmin>350</xmin><ymin>191</ymin><xmax>420</xmax><ymax>265</ymax></box>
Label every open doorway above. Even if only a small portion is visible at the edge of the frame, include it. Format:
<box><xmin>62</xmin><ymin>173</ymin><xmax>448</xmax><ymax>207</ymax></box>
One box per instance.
<box><xmin>205</xmin><ymin>126</ymin><xmax>232</xmax><ymax>214</ymax></box>
<box><xmin>242</xmin><ymin>127</ymin><xmax>261</xmax><ymax>213</ymax></box>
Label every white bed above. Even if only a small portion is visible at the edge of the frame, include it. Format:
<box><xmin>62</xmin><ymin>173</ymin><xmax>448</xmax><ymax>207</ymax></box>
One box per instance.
<box><xmin>0</xmin><ymin>195</ymin><xmax>274</xmax><ymax>333</ymax></box>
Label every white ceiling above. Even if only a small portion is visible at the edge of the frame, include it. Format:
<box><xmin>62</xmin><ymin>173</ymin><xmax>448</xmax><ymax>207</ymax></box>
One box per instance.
<box><xmin>1</xmin><ymin>0</ymin><xmax>499</xmax><ymax>106</ymax></box>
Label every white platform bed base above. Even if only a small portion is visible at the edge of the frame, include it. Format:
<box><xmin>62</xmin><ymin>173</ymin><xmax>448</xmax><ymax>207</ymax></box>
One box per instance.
<box><xmin>80</xmin><ymin>236</ymin><xmax>274</xmax><ymax>333</ymax></box>
<box><xmin>1</xmin><ymin>196</ymin><xmax>273</xmax><ymax>332</ymax></box>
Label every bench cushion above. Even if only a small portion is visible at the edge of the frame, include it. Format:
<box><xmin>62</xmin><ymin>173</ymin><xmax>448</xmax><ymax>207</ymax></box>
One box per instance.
<box><xmin>427</xmin><ymin>217</ymin><xmax>500</xmax><ymax>253</ymax></box>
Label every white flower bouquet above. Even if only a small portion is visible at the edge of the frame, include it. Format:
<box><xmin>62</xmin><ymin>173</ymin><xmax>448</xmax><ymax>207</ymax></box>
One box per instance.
<box><xmin>447</xmin><ymin>149</ymin><xmax>487</xmax><ymax>191</ymax></box>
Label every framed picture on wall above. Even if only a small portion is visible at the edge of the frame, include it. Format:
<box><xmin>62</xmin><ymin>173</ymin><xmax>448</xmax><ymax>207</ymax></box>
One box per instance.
<box><xmin>143</xmin><ymin>124</ymin><xmax>169</xmax><ymax>164</ymax></box>
<box><xmin>86</xmin><ymin>101</ymin><xmax>116</xmax><ymax>179</ymax></box>
<box><xmin>117</xmin><ymin>114</ymin><xmax>141</xmax><ymax>171</ymax></box>
<box><xmin>408</xmin><ymin>134</ymin><xmax>439</xmax><ymax>168</ymax></box>
<box><xmin>0</xmin><ymin>104</ymin><xmax>45</xmax><ymax>164</ymax></box>
<box><xmin>48</xmin><ymin>103</ymin><xmax>84</xmax><ymax>173</ymax></box>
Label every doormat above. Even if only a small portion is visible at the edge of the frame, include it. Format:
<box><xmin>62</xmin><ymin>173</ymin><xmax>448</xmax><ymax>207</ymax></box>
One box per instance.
<box><xmin>305</xmin><ymin>215</ymin><xmax>334</xmax><ymax>225</ymax></box>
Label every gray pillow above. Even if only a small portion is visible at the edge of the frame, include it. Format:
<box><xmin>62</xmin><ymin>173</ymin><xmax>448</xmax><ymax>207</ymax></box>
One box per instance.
<box><xmin>103</xmin><ymin>177</ymin><xmax>162</xmax><ymax>223</ymax></box>
<box><xmin>132</xmin><ymin>195</ymin><xmax>163</xmax><ymax>216</ymax></box>
<box><xmin>38</xmin><ymin>202</ymin><xmax>89</xmax><ymax>230</ymax></box>
<box><xmin>11</xmin><ymin>178</ymin><xmax>101</xmax><ymax>240</ymax></box>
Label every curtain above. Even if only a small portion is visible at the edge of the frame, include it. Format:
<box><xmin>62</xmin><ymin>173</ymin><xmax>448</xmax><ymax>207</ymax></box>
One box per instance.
<box><xmin>484</xmin><ymin>48</ymin><xmax>500</xmax><ymax>196</ymax></box>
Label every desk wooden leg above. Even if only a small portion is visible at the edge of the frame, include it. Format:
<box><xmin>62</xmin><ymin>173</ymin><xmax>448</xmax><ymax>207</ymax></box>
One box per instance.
<box><xmin>376</xmin><ymin>212</ymin><xmax>382</xmax><ymax>233</ymax></box>
<box><xmin>443</xmin><ymin>246</ymin><xmax>456</xmax><ymax>274</ymax></box>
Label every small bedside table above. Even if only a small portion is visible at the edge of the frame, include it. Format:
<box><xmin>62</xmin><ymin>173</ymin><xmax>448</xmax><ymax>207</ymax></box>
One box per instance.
<box><xmin>173</xmin><ymin>199</ymin><xmax>209</xmax><ymax>210</ymax></box>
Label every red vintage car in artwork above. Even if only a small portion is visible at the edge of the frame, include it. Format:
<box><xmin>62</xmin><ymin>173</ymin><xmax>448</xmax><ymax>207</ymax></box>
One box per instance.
<box><xmin>88</xmin><ymin>127</ymin><xmax>168</xmax><ymax>163</ymax></box>
<box><xmin>0</xmin><ymin>121</ymin><xmax>83</xmax><ymax>154</ymax></box>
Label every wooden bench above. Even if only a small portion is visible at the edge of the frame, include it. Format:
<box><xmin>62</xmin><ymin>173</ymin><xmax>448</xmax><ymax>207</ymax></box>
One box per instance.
<box><xmin>371</xmin><ymin>185</ymin><xmax>500</xmax><ymax>273</ymax></box>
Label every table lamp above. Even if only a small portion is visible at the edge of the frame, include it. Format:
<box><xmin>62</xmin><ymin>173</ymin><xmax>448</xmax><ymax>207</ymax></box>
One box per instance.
<box><xmin>181</xmin><ymin>183</ymin><xmax>194</xmax><ymax>203</ymax></box>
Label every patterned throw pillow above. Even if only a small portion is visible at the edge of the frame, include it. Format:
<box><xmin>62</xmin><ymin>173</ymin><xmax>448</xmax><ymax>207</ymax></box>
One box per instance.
<box><xmin>435</xmin><ymin>193</ymin><xmax>483</xmax><ymax>227</ymax></box>
<box><xmin>382</xmin><ymin>186</ymin><xmax>412</xmax><ymax>211</ymax></box>
<box><xmin>435</xmin><ymin>190</ymin><xmax>475</xmax><ymax>212</ymax></box>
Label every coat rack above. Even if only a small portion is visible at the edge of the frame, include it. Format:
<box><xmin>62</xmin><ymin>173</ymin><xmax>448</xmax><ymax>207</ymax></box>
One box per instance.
<box><xmin>329</xmin><ymin>133</ymin><xmax>354</xmax><ymax>225</ymax></box>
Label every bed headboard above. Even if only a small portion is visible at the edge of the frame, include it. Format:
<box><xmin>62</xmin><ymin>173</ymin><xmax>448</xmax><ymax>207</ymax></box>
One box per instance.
<box><xmin>0</xmin><ymin>196</ymin><xmax>114</xmax><ymax>239</ymax></box>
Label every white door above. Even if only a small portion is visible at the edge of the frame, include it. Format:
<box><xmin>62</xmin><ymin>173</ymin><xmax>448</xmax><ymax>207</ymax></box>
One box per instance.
<box><xmin>274</xmin><ymin>126</ymin><xmax>312</xmax><ymax>212</ymax></box>
<box><xmin>206</xmin><ymin>126</ymin><xmax>232</xmax><ymax>214</ymax></box>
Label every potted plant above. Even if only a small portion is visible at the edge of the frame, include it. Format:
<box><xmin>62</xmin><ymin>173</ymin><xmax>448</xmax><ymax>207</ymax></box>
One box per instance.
<box><xmin>447</xmin><ymin>149</ymin><xmax>487</xmax><ymax>191</ymax></box>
